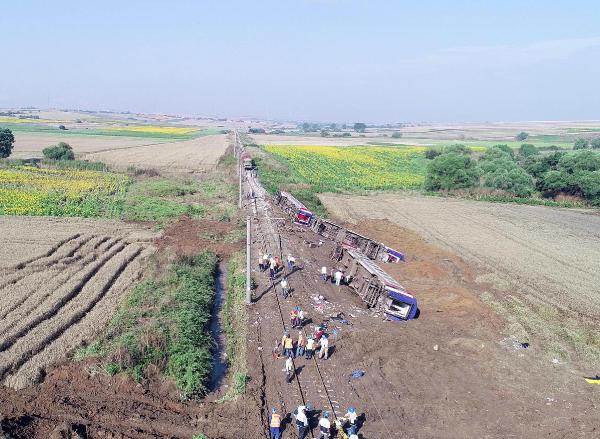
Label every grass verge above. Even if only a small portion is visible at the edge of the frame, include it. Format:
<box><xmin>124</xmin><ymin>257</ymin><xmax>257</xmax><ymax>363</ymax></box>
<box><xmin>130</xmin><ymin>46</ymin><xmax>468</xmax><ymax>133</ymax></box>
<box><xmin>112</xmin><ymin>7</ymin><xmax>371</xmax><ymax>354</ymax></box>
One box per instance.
<box><xmin>76</xmin><ymin>252</ymin><xmax>218</xmax><ymax>398</ymax></box>
<box><xmin>220</xmin><ymin>252</ymin><xmax>249</xmax><ymax>400</ymax></box>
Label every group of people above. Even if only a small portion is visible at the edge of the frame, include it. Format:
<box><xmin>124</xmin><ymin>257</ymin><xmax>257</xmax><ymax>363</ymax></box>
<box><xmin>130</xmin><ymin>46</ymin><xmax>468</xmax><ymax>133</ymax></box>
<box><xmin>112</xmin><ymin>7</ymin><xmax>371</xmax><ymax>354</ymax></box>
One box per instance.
<box><xmin>320</xmin><ymin>266</ymin><xmax>351</xmax><ymax>286</ymax></box>
<box><xmin>258</xmin><ymin>253</ymin><xmax>283</xmax><ymax>280</ymax></box>
<box><xmin>269</xmin><ymin>406</ymin><xmax>360</xmax><ymax>439</ymax></box>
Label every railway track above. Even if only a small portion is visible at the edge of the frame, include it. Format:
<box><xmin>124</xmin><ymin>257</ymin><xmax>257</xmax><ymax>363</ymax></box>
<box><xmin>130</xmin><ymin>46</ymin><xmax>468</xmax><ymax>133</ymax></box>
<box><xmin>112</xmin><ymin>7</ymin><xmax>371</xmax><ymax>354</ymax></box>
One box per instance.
<box><xmin>238</xmin><ymin>133</ymin><xmax>341</xmax><ymax>438</ymax></box>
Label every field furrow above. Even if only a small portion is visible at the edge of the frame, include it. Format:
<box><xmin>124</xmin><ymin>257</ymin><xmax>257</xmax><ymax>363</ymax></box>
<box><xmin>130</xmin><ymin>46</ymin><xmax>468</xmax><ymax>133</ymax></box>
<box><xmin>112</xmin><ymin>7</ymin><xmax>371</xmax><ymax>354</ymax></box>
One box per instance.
<box><xmin>0</xmin><ymin>239</ymin><xmax>127</xmax><ymax>353</ymax></box>
<box><xmin>0</xmin><ymin>243</ymin><xmax>144</xmax><ymax>382</ymax></box>
<box><xmin>0</xmin><ymin>236</ymin><xmax>119</xmax><ymax>327</ymax></box>
<box><xmin>5</xmin><ymin>246</ymin><xmax>155</xmax><ymax>389</ymax></box>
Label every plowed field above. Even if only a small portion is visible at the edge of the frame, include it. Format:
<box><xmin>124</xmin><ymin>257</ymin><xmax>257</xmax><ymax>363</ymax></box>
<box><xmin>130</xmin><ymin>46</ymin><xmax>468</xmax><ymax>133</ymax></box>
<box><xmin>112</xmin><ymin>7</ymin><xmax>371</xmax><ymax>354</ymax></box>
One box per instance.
<box><xmin>0</xmin><ymin>217</ymin><xmax>157</xmax><ymax>390</ymax></box>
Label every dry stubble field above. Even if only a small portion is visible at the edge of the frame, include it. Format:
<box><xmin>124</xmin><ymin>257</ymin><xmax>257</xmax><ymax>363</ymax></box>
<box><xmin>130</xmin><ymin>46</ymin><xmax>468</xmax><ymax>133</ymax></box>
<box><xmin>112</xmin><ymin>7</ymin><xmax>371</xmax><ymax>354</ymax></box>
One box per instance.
<box><xmin>83</xmin><ymin>134</ymin><xmax>229</xmax><ymax>171</ymax></box>
<box><xmin>0</xmin><ymin>217</ymin><xmax>158</xmax><ymax>390</ymax></box>
<box><xmin>321</xmin><ymin>193</ymin><xmax>600</xmax><ymax>363</ymax></box>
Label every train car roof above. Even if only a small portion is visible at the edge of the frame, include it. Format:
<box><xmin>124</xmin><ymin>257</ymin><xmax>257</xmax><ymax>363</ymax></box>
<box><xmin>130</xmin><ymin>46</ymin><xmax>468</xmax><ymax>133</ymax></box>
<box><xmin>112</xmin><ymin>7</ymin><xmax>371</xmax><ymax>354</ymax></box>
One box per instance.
<box><xmin>280</xmin><ymin>191</ymin><xmax>307</xmax><ymax>210</ymax></box>
<box><xmin>348</xmin><ymin>249</ymin><xmax>405</xmax><ymax>291</ymax></box>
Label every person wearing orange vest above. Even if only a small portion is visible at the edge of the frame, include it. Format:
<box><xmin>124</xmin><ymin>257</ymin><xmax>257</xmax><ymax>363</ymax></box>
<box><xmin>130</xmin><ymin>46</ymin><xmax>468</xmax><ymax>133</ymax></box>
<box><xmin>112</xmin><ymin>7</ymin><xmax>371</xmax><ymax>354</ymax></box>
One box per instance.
<box><xmin>281</xmin><ymin>331</ymin><xmax>294</xmax><ymax>358</ymax></box>
<box><xmin>269</xmin><ymin>407</ymin><xmax>282</xmax><ymax>439</ymax></box>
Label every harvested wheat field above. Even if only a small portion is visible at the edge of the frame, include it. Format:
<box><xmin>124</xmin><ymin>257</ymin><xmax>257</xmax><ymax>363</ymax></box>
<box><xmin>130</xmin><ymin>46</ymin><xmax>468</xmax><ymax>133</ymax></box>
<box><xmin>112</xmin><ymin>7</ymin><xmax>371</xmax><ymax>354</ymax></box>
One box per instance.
<box><xmin>0</xmin><ymin>217</ymin><xmax>158</xmax><ymax>390</ymax></box>
<box><xmin>321</xmin><ymin>193</ymin><xmax>600</xmax><ymax>364</ymax></box>
<box><xmin>10</xmin><ymin>133</ymin><xmax>174</xmax><ymax>159</ymax></box>
<box><xmin>83</xmin><ymin>134</ymin><xmax>229</xmax><ymax>171</ymax></box>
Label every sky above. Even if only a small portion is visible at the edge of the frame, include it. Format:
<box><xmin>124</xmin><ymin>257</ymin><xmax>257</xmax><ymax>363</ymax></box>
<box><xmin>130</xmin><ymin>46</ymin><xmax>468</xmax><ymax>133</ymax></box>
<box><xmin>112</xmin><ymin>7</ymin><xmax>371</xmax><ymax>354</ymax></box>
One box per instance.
<box><xmin>1</xmin><ymin>0</ymin><xmax>600</xmax><ymax>123</ymax></box>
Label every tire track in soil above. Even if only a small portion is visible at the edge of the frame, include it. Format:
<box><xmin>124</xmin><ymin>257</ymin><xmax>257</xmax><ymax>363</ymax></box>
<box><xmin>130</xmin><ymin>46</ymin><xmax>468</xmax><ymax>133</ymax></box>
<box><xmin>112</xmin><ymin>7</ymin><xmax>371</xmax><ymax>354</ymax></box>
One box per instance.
<box><xmin>0</xmin><ymin>236</ymin><xmax>117</xmax><ymax>323</ymax></box>
<box><xmin>0</xmin><ymin>238</ymin><xmax>124</xmax><ymax>351</ymax></box>
<box><xmin>0</xmin><ymin>243</ymin><xmax>141</xmax><ymax>382</ymax></box>
<box><xmin>5</xmin><ymin>246</ymin><xmax>154</xmax><ymax>390</ymax></box>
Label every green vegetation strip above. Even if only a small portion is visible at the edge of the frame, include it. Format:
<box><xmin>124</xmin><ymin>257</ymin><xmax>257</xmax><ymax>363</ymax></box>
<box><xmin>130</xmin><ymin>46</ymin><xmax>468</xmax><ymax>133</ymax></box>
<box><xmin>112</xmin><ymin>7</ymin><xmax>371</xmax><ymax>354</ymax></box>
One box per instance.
<box><xmin>220</xmin><ymin>252</ymin><xmax>249</xmax><ymax>400</ymax></box>
<box><xmin>78</xmin><ymin>252</ymin><xmax>218</xmax><ymax>397</ymax></box>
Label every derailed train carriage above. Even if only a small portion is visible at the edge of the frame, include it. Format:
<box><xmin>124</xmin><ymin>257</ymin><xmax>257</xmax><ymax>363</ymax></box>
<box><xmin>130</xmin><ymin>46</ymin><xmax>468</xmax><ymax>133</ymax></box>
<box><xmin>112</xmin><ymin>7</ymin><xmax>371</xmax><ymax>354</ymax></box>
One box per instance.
<box><xmin>275</xmin><ymin>191</ymin><xmax>314</xmax><ymax>225</ymax></box>
<box><xmin>335</xmin><ymin>248</ymin><xmax>418</xmax><ymax>320</ymax></box>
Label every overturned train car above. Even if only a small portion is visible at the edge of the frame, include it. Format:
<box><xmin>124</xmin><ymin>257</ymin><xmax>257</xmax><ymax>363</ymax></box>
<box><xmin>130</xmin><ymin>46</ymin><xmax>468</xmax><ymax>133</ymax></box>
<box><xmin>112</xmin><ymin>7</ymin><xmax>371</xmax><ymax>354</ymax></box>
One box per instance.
<box><xmin>335</xmin><ymin>248</ymin><xmax>418</xmax><ymax>320</ymax></box>
<box><xmin>275</xmin><ymin>191</ymin><xmax>314</xmax><ymax>225</ymax></box>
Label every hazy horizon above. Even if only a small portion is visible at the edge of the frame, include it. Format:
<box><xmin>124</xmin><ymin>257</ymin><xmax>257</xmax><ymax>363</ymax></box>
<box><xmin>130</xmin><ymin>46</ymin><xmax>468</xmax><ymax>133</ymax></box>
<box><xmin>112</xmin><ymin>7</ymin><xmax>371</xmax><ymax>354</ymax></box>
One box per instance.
<box><xmin>2</xmin><ymin>1</ymin><xmax>600</xmax><ymax>123</ymax></box>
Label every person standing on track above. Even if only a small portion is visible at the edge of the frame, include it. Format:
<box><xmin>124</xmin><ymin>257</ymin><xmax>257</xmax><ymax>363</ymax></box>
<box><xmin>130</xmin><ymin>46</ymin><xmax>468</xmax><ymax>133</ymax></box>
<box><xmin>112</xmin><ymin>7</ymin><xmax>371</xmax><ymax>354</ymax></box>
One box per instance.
<box><xmin>281</xmin><ymin>277</ymin><xmax>290</xmax><ymax>299</ymax></box>
<box><xmin>269</xmin><ymin>407</ymin><xmax>282</xmax><ymax>439</ymax></box>
<box><xmin>319</xmin><ymin>411</ymin><xmax>331</xmax><ymax>439</ymax></box>
<box><xmin>258</xmin><ymin>255</ymin><xmax>266</xmax><ymax>272</ymax></box>
<box><xmin>343</xmin><ymin>407</ymin><xmax>358</xmax><ymax>435</ymax></box>
<box><xmin>296</xmin><ymin>330</ymin><xmax>306</xmax><ymax>358</ymax></box>
<box><xmin>293</xmin><ymin>405</ymin><xmax>309</xmax><ymax>439</ymax></box>
<box><xmin>305</xmin><ymin>336</ymin><xmax>315</xmax><ymax>359</ymax></box>
<box><xmin>281</xmin><ymin>331</ymin><xmax>294</xmax><ymax>358</ymax></box>
<box><xmin>269</xmin><ymin>257</ymin><xmax>277</xmax><ymax>280</ymax></box>
<box><xmin>290</xmin><ymin>307</ymin><xmax>298</xmax><ymax>327</ymax></box>
<box><xmin>285</xmin><ymin>355</ymin><xmax>294</xmax><ymax>383</ymax></box>
<box><xmin>297</xmin><ymin>307</ymin><xmax>305</xmax><ymax>327</ymax></box>
<box><xmin>318</xmin><ymin>334</ymin><xmax>330</xmax><ymax>360</ymax></box>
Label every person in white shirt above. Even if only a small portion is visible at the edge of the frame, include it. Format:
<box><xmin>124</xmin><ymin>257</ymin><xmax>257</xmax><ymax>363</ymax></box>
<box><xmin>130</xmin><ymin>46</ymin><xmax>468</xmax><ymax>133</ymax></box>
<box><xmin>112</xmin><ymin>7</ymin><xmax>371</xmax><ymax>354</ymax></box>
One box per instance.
<box><xmin>280</xmin><ymin>278</ymin><xmax>289</xmax><ymax>298</ymax></box>
<box><xmin>285</xmin><ymin>356</ymin><xmax>294</xmax><ymax>383</ymax></box>
<box><xmin>294</xmin><ymin>405</ymin><xmax>309</xmax><ymax>439</ymax></box>
<box><xmin>321</xmin><ymin>266</ymin><xmax>328</xmax><ymax>283</ymax></box>
<box><xmin>334</xmin><ymin>270</ymin><xmax>343</xmax><ymax>286</ymax></box>
<box><xmin>287</xmin><ymin>254</ymin><xmax>296</xmax><ymax>271</ymax></box>
<box><xmin>318</xmin><ymin>412</ymin><xmax>331</xmax><ymax>439</ymax></box>
<box><xmin>305</xmin><ymin>337</ymin><xmax>315</xmax><ymax>359</ymax></box>
<box><xmin>318</xmin><ymin>334</ymin><xmax>329</xmax><ymax>360</ymax></box>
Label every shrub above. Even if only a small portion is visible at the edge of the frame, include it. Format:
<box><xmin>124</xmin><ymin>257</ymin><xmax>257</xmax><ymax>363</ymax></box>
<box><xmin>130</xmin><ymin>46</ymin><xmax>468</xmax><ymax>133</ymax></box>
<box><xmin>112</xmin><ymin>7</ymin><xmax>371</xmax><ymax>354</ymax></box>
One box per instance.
<box><xmin>425</xmin><ymin>148</ymin><xmax>441</xmax><ymax>160</ymax></box>
<box><xmin>519</xmin><ymin>143</ymin><xmax>538</xmax><ymax>156</ymax></box>
<box><xmin>516</xmin><ymin>131</ymin><xmax>529</xmax><ymax>141</ymax></box>
<box><xmin>574</xmin><ymin>138</ymin><xmax>589</xmax><ymax>150</ymax></box>
<box><xmin>248</xmin><ymin>128</ymin><xmax>265</xmax><ymax>134</ymax></box>
<box><xmin>42</xmin><ymin>142</ymin><xmax>75</xmax><ymax>160</ymax></box>
<box><xmin>58</xmin><ymin>125</ymin><xmax>67</xmax><ymax>130</ymax></box>
<box><xmin>320</xmin><ymin>130</ymin><xmax>330</xmax><ymax>137</ymax></box>
<box><xmin>391</xmin><ymin>132</ymin><xmax>402</xmax><ymax>138</ymax></box>
<box><xmin>442</xmin><ymin>144</ymin><xmax>471</xmax><ymax>155</ymax></box>
<box><xmin>557</xmin><ymin>150</ymin><xmax>600</xmax><ymax>174</ymax></box>
<box><xmin>493</xmin><ymin>144</ymin><xmax>515</xmax><ymax>158</ymax></box>
<box><xmin>0</xmin><ymin>128</ymin><xmax>15</xmax><ymax>158</ymax></box>
<box><xmin>424</xmin><ymin>153</ymin><xmax>478</xmax><ymax>191</ymax></box>
<box><xmin>483</xmin><ymin>166</ymin><xmax>534</xmax><ymax>197</ymax></box>
<box><xmin>342</xmin><ymin>132</ymin><xmax>351</xmax><ymax>137</ymax></box>
<box><xmin>480</xmin><ymin>146</ymin><xmax>514</xmax><ymax>163</ymax></box>
<box><xmin>591</xmin><ymin>138</ymin><xmax>600</xmax><ymax>149</ymax></box>
<box><xmin>578</xmin><ymin>171</ymin><xmax>600</xmax><ymax>204</ymax></box>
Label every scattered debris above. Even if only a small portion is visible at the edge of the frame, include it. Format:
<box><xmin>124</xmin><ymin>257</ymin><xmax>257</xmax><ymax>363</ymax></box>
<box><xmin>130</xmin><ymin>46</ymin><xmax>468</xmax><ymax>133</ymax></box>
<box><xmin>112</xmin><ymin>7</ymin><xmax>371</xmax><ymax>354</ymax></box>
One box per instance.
<box><xmin>500</xmin><ymin>337</ymin><xmax>530</xmax><ymax>350</ymax></box>
<box><xmin>349</xmin><ymin>370</ymin><xmax>365</xmax><ymax>380</ymax></box>
<box><xmin>584</xmin><ymin>376</ymin><xmax>600</xmax><ymax>385</ymax></box>
<box><xmin>433</xmin><ymin>344</ymin><xmax>439</xmax><ymax>351</ymax></box>
<box><xmin>552</xmin><ymin>358</ymin><xmax>560</xmax><ymax>364</ymax></box>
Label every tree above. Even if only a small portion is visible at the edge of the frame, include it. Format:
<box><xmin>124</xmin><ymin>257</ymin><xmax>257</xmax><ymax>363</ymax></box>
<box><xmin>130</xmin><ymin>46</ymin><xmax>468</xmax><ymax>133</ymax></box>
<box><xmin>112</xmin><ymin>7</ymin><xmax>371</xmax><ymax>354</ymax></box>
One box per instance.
<box><xmin>493</xmin><ymin>144</ymin><xmax>515</xmax><ymax>158</ymax></box>
<box><xmin>442</xmin><ymin>144</ymin><xmax>471</xmax><ymax>155</ymax></box>
<box><xmin>42</xmin><ymin>142</ymin><xmax>75</xmax><ymax>160</ymax></box>
<box><xmin>391</xmin><ymin>132</ymin><xmax>402</xmax><ymax>139</ymax></box>
<box><xmin>58</xmin><ymin>125</ymin><xmax>67</xmax><ymax>130</ymax></box>
<box><xmin>329</xmin><ymin>123</ymin><xmax>337</xmax><ymax>131</ymax></box>
<box><xmin>516</xmin><ymin>131</ymin><xmax>529</xmax><ymax>141</ymax></box>
<box><xmin>573</xmin><ymin>138</ymin><xmax>589</xmax><ymax>150</ymax></box>
<box><xmin>519</xmin><ymin>143</ymin><xmax>538</xmax><ymax>157</ymax></box>
<box><xmin>320</xmin><ymin>130</ymin><xmax>330</xmax><ymax>137</ymax></box>
<box><xmin>0</xmin><ymin>128</ymin><xmax>15</xmax><ymax>158</ymax></box>
<box><xmin>301</xmin><ymin>122</ymin><xmax>311</xmax><ymax>132</ymax></box>
<box><xmin>482</xmin><ymin>164</ymin><xmax>534</xmax><ymax>197</ymax></box>
<box><xmin>353</xmin><ymin>123</ymin><xmax>366</xmax><ymax>133</ymax></box>
<box><xmin>424</xmin><ymin>153</ymin><xmax>478</xmax><ymax>191</ymax></box>
<box><xmin>480</xmin><ymin>146</ymin><xmax>513</xmax><ymax>162</ymax></box>
<box><xmin>591</xmin><ymin>138</ymin><xmax>600</xmax><ymax>149</ymax></box>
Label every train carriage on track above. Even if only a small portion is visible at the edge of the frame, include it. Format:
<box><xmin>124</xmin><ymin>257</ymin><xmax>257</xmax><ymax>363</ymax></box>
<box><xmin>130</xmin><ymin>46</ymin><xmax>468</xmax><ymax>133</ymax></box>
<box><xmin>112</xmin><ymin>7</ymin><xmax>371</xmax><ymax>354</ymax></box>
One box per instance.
<box><xmin>241</xmin><ymin>151</ymin><xmax>255</xmax><ymax>171</ymax></box>
<box><xmin>335</xmin><ymin>248</ymin><xmax>418</xmax><ymax>320</ymax></box>
<box><xmin>275</xmin><ymin>191</ymin><xmax>314</xmax><ymax>226</ymax></box>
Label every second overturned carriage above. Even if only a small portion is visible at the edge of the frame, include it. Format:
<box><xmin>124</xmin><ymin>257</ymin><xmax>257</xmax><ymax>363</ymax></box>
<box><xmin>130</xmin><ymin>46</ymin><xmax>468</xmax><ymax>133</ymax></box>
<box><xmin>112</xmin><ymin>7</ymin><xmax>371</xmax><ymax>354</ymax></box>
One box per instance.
<box><xmin>336</xmin><ymin>248</ymin><xmax>418</xmax><ymax>320</ymax></box>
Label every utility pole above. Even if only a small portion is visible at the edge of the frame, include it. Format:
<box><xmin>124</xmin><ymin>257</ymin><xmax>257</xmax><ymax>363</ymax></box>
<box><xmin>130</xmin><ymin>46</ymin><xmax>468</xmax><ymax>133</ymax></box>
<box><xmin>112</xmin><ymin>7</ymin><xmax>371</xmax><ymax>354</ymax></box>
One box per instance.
<box><xmin>246</xmin><ymin>215</ymin><xmax>252</xmax><ymax>304</ymax></box>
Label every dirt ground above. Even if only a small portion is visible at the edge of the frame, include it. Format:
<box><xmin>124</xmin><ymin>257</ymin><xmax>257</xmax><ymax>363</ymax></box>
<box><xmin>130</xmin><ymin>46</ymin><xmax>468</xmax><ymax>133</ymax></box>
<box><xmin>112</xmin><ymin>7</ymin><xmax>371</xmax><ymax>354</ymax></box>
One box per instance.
<box><xmin>10</xmin><ymin>133</ymin><xmax>175</xmax><ymax>160</ymax></box>
<box><xmin>83</xmin><ymin>135</ymin><xmax>229</xmax><ymax>172</ymax></box>
<box><xmin>242</xmin><ymin>186</ymin><xmax>600</xmax><ymax>439</ymax></box>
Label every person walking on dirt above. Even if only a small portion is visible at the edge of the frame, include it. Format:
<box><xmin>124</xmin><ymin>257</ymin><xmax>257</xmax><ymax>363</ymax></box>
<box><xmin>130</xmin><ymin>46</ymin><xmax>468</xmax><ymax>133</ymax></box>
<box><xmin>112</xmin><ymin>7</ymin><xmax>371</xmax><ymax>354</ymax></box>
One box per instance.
<box><xmin>269</xmin><ymin>257</ymin><xmax>277</xmax><ymax>280</ymax></box>
<box><xmin>305</xmin><ymin>336</ymin><xmax>315</xmax><ymax>359</ymax></box>
<box><xmin>297</xmin><ymin>307</ymin><xmax>305</xmax><ymax>327</ymax></box>
<box><xmin>318</xmin><ymin>334</ymin><xmax>330</xmax><ymax>360</ymax></box>
<box><xmin>314</xmin><ymin>326</ymin><xmax>325</xmax><ymax>342</ymax></box>
<box><xmin>285</xmin><ymin>355</ymin><xmax>294</xmax><ymax>383</ymax></box>
<box><xmin>281</xmin><ymin>277</ymin><xmax>290</xmax><ymax>299</ymax></box>
<box><xmin>293</xmin><ymin>405</ymin><xmax>309</xmax><ymax>439</ymax></box>
<box><xmin>281</xmin><ymin>331</ymin><xmax>294</xmax><ymax>358</ymax></box>
<box><xmin>290</xmin><ymin>307</ymin><xmax>299</xmax><ymax>327</ymax></box>
<box><xmin>258</xmin><ymin>255</ymin><xmax>266</xmax><ymax>272</ymax></box>
<box><xmin>269</xmin><ymin>407</ymin><xmax>282</xmax><ymax>439</ymax></box>
<box><xmin>334</xmin><ymin>270</ymin><xmax>343</xmax><ymax>286</ymax></box>
<box><xmin>287</xmin><ymin>254</ymin><xmax>296</xmax><ymax>271</ymax></box>
<box><xmin>296</xmin><ymin>330</ymin><xmax>306</xmax><ymax>357</ymax></box>
<box><xmin>319</xmin><ymin>412</ymin><xmax>331</xmax><ymax>439</ymax></box>
<box><xmin>343</xmin><ymin>407</ymin><xmax>358</xmax><ymax>435</ymax></box>
<box><xmin>321</xmin><ymin>266</ymin><xmax>328</xmax><ymax>283</ymax></box>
